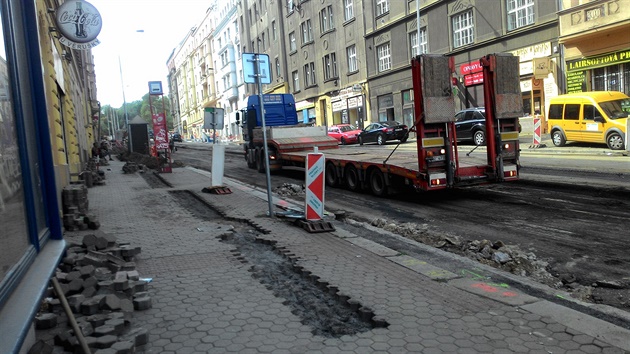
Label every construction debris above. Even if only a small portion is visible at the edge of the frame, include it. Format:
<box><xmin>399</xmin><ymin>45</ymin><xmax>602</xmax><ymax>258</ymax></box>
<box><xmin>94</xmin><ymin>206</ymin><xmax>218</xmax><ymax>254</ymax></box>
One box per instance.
<box><xmin>32</xmin><ymin>232</ymin><xmax>150</xmax><ymax>353</ymax></box>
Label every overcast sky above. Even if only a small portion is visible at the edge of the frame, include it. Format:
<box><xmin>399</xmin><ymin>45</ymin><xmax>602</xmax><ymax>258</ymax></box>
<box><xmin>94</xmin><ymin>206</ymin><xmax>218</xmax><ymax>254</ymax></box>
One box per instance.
<box><xmin>90</xmin><ymin>0</ymin><xmax>212</xmax><ymax>108</ymax></box>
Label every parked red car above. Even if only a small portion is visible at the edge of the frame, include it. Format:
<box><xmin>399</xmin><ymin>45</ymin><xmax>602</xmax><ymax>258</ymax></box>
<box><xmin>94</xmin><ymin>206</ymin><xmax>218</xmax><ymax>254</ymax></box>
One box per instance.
<box><xmin>327</xmin><ymin>124</ymin><xmax>362</xmax><ymax>145</ymax></box>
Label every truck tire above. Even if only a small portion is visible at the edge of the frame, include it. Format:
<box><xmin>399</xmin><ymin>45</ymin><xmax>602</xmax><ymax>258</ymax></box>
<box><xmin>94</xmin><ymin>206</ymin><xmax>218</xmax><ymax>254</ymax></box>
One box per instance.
<box><xmin>256</xmin><ymin>149</ymin><xmax>265</xmax><ymax>172</ymax></box>
<box><xmin>325</xmin><ymin>162</ymin><xmax>339</xmax><ymax>187</ymax></box>
<box><xmin>246</xmin><ymin>151</ymin><xmax>256</xmax><ymax>169</ymax></box>
<box><xmin>369</xmin><ymin>168</ymin><xmax>387</xmax><ymax>197</ymax></box>
<box><xmin>344</xmin><ymin>164</ymin><xmax>361</xmax><ymax>192</ymax></box>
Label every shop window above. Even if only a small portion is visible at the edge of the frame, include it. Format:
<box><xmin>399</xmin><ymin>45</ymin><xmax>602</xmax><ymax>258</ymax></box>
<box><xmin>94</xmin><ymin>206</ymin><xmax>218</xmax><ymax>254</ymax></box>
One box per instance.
<box><xmin>592</xmin><ymin>64</ymin><xmax>629</xmax><ymax>95</ymax></box>
<box><xmin>377</xmin><ymin>94</ymin><xmax>394</xmax><ymax>122</ymax></box>
<box><xmin>0</xmin><ymin>14</ymin><xmax>29</xmax><ymax>284</ymax></box>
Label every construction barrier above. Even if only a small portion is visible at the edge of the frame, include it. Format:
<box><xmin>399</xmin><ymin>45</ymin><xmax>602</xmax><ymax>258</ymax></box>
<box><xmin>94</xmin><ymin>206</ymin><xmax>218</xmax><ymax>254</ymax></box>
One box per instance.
<box><xmin>533</xmin><ymin>116</ymin><xmax>541</xmax><ymax>146</ymax></box>
<box><xmin>305</xmin><ymin>151</ymin><xmax>325</xmax><ymax>221</ymax></box>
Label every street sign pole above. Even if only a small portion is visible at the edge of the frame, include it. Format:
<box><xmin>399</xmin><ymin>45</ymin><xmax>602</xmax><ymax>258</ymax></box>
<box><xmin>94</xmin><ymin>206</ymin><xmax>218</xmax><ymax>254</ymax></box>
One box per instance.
<box><xmin>255</xmin><ymin>54</ymin><xmax>274</xmax><ymax>217</ymax></box>
<box><xmin>243</xmin><ymin>53</ymin><xmax>273</xmax><ymax>217</ymax></box>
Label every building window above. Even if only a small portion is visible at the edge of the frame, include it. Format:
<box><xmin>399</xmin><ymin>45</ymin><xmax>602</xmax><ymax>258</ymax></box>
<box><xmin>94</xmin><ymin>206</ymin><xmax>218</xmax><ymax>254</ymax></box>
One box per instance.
<box><xmin>376</xmin><ymin>0</ymin><xmax>389</xmax><ymax>16</ymax></box>
<box><xmin>323</xmin><ymin>53</ymin><xmax>338</xmax><ymax>81</ymax></box>
<box><xmin>409</xmin><ymin>28</ymin><xmax>427</xmax><ymax>57</ymax></box>
<box><xmin>507</xmin><ymin>0</ymin><xmax>534</xmax><ymax>31</ymax></box>
<box><xmin>289</xmin><ymin>32</ymin><xmax>296</xmax><ymax>52</ymax></box>
<box><xmin>275</xmin><ymin>58</ymin><xmax>281</xmax><ymax>77</ymax></box>
<box><xmin>272</xmin><ymin>21</ymin><xmax>277</xmax><ymax>41</ymax></box>
<box><xmin>344</xmin><ymin>0</ymin><xmax>354</xmax><ymax>21</ymax></box>
<box><xmin>220</xmin><ymin>51</ymin><xmax>229</xmax><ymax>67</ymax></box>
<box><xmin>261</xmin><ymin>32</ymin><xmax>266</xmax><ymax>50</ymax></box>
<box><xmin>377</xmin><ymin>43</ymin><xmax>391</xmax><ymax>72</ymax></box>
<box><xmin>304</xmin><ymin>62</ymin><xmax>316</xmax><ymax>87</ymax></box>
<box><xmin>452</xmin><ymin>10</ymin><xmax>474</xmax><ymax>48</ymax></box>
<box><xmin>347</xmin><ymin>45</ymin><xmax>357</xmax><ymax>73</ymax></box>
<box><xmin>288</xmin><ymin>0</ymin><xmax>294</xmax><ymax>13</ymax></box>
<box><xmin>320</xmin><ymin>5</ymin><xmax>334</xmax><ymax>33</ymax></box>
<box><xmin>301</xmin><ymin>19</ymin><xmax>313</xmax><ymax>44</ymax></box>
<box><xmin>292</xmin><ymin>70</ymin><xmax>300</xmax><ymax>91</ymax></box>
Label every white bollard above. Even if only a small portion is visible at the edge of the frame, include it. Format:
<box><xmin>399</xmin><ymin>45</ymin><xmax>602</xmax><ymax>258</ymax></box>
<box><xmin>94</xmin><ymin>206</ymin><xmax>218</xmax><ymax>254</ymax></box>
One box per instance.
<box><xmin>212</xmin><ymin>145</ymin><xmax>225</xmax><ymax>186</ymax></box>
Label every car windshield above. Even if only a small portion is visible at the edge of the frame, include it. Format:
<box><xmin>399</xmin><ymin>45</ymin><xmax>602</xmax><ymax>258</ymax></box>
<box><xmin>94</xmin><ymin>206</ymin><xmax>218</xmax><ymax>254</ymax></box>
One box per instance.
<box><xmin>339</xmin><ymin>125</ymin><xmax>357</xmax><ymax>132</ymax></box>
<box><xmin>600</xmin><ymin>98</ymin><xmax>630</xmax><ymax>119</ymax></box>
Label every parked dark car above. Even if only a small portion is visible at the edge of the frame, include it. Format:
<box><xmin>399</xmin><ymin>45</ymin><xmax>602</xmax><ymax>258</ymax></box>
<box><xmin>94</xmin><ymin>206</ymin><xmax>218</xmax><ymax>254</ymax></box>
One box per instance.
<box><xmin>171</xmin><ymin>132</ymin><xmax>183</xmax><ymax>142</ymax></box>
<box><xmin>455</xmin><ymin>107</ymin><xmax>486</xmax><ymax>146</ymax></box>
<box><xmin>455</xmin><ymin>107</ymin><xmax>521</xmax><ymax>146</ymax></box>
<box><xmin>358</xmin><ymin>121</ymin><xmax>409</xmax><ymax>145</ymax></box>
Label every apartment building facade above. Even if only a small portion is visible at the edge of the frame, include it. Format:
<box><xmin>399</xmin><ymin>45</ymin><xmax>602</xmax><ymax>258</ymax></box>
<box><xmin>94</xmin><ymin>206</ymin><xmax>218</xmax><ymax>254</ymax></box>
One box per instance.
<box><xmin>558</xmin><ymin>0</ymin><xmax>630</xmax><ymax>95</ymax></box>
<box><xmin>363</xmin><ymin>0</ymin><xmax>560</xmax><ymax>130</ymax></box>
<box><xmin>212</xmin><ymin>0</ymin><xmax>248</xmax><ymax>139</ymax></box>
<box><xmin>168</xmin><ymin>8</ymin><xmax>217</xmax><ymax>141</ymax></box>
<box><xmin>239</xmin><ymin>0</ymin><xmax>370</xmax><ymax>127</ymax></box>
<box><xmin>168</xmin><ymin>0</ymin><xmax>247</xmax><ymax>141</ymax></box>
<box><xmin>174</xmin><ymin>0</ymin><xmax>628</xmax><ymax>133</ymax></box>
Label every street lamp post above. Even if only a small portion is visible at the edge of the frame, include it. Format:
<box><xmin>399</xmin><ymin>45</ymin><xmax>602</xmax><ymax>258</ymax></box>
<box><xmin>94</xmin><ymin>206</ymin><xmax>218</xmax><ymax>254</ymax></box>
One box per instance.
<box><xmin>118</xmin><ymin>30</ymin><xmax>144</xmax><ymax>151</ymax></box>
<box><xmin>118</xmin><ymin>55</ymin><xmax>130</xmax><ymax>149</ymax></box>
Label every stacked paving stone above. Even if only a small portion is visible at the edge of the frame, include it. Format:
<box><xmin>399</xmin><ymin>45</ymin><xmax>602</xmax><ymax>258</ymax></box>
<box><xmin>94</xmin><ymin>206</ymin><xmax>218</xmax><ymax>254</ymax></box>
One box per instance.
<box><xmin>31</xmin><ymin>232</ymin><xmax>151</xmax><ymax>353</ymax></box>
<box><xmin>85</xmin><ymin>159</ymin><xmax>106</xmax><ymax>187</ymax></box>
<box><xmin>61</xmin><ymin>184</ymin><xmax>103</xmax><ymax>231</ymax></box>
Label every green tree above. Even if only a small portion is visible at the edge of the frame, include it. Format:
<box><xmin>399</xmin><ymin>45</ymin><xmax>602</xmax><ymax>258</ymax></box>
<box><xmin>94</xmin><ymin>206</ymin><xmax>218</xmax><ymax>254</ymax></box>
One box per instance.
<box><xmin>140</xmin><ymin>94</ymin><xmax>173</xmax><ymax>130</ymax></box>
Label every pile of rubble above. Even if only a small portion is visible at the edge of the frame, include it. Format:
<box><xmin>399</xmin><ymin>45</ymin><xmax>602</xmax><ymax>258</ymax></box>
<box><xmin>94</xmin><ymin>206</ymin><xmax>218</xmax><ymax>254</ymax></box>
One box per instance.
<box><xmin>274</xmin><ymin>183</ymin><xmax>305</xmax><ymax>197</ymax></box>
<box><xmin>30</xmin><ymin>232</ymin><xmax>151</xmax><ymax>353</ymax></box>
<box><xmin>119</xmin><ymin>151</ymin><xmax>160</xmax><ymax>170</ymax></box>
<box><xmin>368</xmin><ymin>217</ymin><xmax>559</xmax><ymax>286</ymax></box>
<box><xmin>121</xmin><ymin>162</ymin><xmax>146</xmax><ymax>174</ymax></box>
<box><xmin>269</xmin><ymin>186</ymin><xmax>590</xmax><ymax>300</ymax></box>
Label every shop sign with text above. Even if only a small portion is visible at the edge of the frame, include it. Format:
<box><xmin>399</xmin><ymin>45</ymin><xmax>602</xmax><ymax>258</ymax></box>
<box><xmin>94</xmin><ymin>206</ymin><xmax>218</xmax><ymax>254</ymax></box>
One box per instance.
<box><xmin>464</xmin><ymin>72</ymin><xmax>484</xmax><ymax>86</ymax></box>
<box><xmin>567</xmin><ymin>49</ymin><xmax>630</xmax><ymax>72</ymax></box>
<box><xmin>459</xmin><ymin>61</ymin><xmax>483</xmax><ymax>76</ymax></box>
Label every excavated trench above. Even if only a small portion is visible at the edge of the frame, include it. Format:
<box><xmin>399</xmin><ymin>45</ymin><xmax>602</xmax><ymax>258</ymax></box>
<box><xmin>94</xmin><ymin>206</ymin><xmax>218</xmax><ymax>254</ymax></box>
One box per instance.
<box><xmin>141</xmin><ymin>171</ymin><xmax>388</xmax><ymax>337</ymax></box>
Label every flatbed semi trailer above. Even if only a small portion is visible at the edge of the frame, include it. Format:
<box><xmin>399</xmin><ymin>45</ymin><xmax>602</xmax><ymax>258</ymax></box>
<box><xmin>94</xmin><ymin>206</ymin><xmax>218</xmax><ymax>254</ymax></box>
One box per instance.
<box><xmin>242</xmin><ymin>54</ymin><xmax>522</xmax><ymax>196</ymax></box>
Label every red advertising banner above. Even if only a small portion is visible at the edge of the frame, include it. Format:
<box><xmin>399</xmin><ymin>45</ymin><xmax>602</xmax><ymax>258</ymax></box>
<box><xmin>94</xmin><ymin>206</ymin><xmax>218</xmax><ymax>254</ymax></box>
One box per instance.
<box><xmin>152</xmin><ymin>112</ymin><xmax>169</xmax><ymax>149</ymax></box>
<box><xmin>464</xmin><ymin>72</ymin><xmax>484</xmax><ymax>86</ymax></box>
<box><xmin>459</xmin><ymin>61</ymin><xmax>483</xmax><ymax>75</ymax></box>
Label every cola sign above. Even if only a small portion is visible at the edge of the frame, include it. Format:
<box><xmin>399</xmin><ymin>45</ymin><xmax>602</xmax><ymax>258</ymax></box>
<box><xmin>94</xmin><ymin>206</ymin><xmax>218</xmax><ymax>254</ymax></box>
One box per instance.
<box><xmin>55</xmin><ymin>0</ymin><xmax>102</xmax><ymax>49</ymax></box>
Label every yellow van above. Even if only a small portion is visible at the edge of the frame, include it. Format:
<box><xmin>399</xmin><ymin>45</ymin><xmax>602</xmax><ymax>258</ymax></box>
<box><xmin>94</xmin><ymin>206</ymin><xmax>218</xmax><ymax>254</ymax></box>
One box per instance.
<box><xmin>547</xmin><ymin>91</ymin><xmax>630</xmax><ymax>150</ymax></box>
